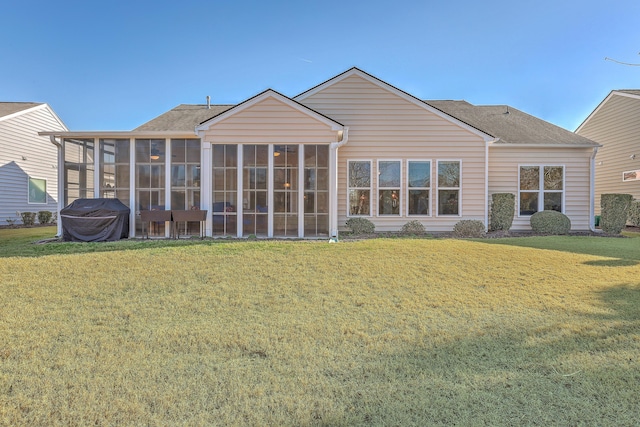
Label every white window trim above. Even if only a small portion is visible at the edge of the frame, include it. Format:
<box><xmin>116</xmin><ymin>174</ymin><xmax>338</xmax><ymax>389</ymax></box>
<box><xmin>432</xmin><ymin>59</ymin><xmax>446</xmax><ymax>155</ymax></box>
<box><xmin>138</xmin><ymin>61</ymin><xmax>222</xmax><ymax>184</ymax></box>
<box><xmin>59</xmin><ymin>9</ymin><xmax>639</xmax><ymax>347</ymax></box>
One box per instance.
<box><xmin>517</xmin><ymin>164</ymin><xmax>565</xmax><ymax>217</ymax></box>
<box><xmin>406</xmin><ymin>159</ymin><xmax>432</xmax><ymax>217</ymax></box>
<box><xmin>377</xmin><ymin>159</ymin><xmax>403</xmax><ymax>217</ymax></box>
<box><xmin>27</xmin><ymin>176</ymin><xmax>47</xmax><ymax>204</ymax></box>
<box><xmin>436</xmin><ymin>159</ymin><xmax>462</xmax><ymax>217</ymax></box>
<box><xmin>346</xmin><ymin>159</ymin><xmax>372</xmax><ymax>217</ymax></box>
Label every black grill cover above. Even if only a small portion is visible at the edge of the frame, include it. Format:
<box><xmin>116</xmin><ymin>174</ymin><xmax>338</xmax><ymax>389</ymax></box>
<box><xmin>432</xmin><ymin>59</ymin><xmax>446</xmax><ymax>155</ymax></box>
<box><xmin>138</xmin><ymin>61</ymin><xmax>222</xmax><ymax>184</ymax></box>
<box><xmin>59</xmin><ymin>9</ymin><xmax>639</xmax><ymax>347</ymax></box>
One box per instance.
<box><xmin>61</xmin><ymin>198</ymin><xmax>130</xmax><ymax>242</ymax></box>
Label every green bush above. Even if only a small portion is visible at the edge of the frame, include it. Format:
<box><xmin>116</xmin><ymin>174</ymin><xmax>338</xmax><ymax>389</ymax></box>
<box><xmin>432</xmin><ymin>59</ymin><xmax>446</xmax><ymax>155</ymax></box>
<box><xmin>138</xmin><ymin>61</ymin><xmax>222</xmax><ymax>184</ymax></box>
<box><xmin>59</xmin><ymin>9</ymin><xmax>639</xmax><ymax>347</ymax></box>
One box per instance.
<box><xmin>452</xmin><ymin>220</ymin><xmax>485</xmax><ymax>238</ymax></box>
<box><xmin>601</xmin><ymin>194</ymin><xmax>633</xmax><ymax>234</ymax></box>
<box><xmin>20</xmin><ymin>212</ymin><xmax>36</xmax><ymax>226</ymax></box>
<box><xmin>530</xmin><ymin>210</ymin><xmax>571</xmax><ymax>235</ymax></box>
<box><xmin>345</xmin><ymin>217</ymin><xmax>375</xmax><ymax>235</ymax></box>
<box><xmin>489</xmin><ymin>193</ymin><xmax>515</xmax><ymax>231</ymax></box>
<box><xmin>627</xmin><ymin>200</ymin><xmax>640</xmax><ymax>227</ymax></box>
<box><xmin>400</xmin><ymin>220</ymin><xmax>426</xmax><ymax>235</ymax></box>
<box><xmin>38</xmin><ymin>210</ymin><xmax>53</xmax><ymax>224</ymax></box>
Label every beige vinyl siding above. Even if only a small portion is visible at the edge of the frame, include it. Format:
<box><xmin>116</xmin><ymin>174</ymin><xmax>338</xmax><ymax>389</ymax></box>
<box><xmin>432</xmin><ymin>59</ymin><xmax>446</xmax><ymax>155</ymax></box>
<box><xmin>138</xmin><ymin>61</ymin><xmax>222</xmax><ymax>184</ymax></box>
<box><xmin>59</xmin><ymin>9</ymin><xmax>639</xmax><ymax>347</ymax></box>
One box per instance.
<box><xmin>0</xmin><ymin>106</ymin><xmax>65</xmax><ymax>224</ymax></box>
<box><xmin>488</xmin><ymin>146</ymin><xmax>594</xmax><ymax>231</ymax></box>
<box><xmin>576</xmin><ymin>93</ymin><xmax>640</xmax><ymax>213</ymax></box>
<box><xmin>301</xmin><ymin>75</ymin><xmax>487</xmax><ymax>233</ymax></box>
<box><xmin>198</xmin><ymin>97</ymin><xmax>338</xmax><ymax>144</ymax></box>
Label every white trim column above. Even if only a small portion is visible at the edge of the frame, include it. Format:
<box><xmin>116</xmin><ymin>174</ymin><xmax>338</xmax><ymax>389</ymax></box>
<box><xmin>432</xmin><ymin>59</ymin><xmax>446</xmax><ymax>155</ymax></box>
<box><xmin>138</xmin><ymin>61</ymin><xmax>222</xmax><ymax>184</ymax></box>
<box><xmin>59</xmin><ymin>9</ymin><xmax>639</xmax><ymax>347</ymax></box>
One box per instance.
<box><xmin>201</xmin><ymin>141</ymin><xmax>212</xmax><ymax>237</ymax></box>
<box><xmin>93</xmin><ymin>137</ymin><xmax>100</xmax><ymax>199</ymax></box>
<box><xmin>298</xmin><ymin>144</ymin><xmax>305</xmax><ymax>237</ymax></box>
<box><xmin>329</xmin><ymin>144</ymin><xmax>339</xmax><ymax>237</ymax></box>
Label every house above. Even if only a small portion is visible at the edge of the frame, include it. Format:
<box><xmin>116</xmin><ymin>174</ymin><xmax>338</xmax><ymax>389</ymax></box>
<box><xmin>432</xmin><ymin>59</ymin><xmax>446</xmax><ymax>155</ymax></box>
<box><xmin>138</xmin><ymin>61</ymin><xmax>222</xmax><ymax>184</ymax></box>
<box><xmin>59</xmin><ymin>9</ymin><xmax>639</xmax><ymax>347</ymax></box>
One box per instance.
<box><xmin>575</xmin><ymin>90</ymin><xmax>640</xmax><ymax>214</ymax></box>
<box><xmin>0</xmin><ymin>102</ymin><xmax>67</xmax><ymax>225</ymax></box>
<box><xmin>40</xmin><ymin>68</ymin><xmax>599</xmax><ymax>238</ymax></box>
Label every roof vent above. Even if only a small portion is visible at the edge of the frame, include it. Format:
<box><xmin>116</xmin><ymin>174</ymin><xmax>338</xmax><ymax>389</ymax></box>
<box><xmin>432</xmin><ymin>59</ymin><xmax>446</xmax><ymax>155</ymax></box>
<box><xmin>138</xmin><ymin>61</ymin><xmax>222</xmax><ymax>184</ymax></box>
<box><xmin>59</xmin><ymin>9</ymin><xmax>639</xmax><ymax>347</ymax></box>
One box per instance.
<box><xmin>206</xmin><ymin>95</ymin><xmax>211</xmax><ymax>109</ymax></box>
<box><xmin>504</xmin><ymin>106</ymin><xmax>510</xmax><ymax>115</ymax></box>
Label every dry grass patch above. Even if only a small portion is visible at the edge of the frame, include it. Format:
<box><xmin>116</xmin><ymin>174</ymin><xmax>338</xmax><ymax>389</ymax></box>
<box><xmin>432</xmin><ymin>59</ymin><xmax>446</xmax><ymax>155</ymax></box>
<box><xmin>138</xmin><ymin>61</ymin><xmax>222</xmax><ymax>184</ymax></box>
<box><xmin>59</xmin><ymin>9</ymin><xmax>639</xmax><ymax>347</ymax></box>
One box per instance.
<box><xmin>0</xmin><ymin>234</ymin><xmax>639</xmax><ymax>425</ymax></box>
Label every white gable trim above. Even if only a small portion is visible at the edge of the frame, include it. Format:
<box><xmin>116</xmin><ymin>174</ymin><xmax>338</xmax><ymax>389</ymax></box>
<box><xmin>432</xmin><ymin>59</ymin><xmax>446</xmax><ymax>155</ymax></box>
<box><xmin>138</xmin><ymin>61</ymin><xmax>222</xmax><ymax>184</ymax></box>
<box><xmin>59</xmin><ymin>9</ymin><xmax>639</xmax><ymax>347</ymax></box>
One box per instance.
<box><xmin>195</xmin><ymin>89</ymin><xmax>344</xmax><ymax>135</ymax></box>
<box><xmin>575</xmin><ymin>90</ymin><xmax>640</xmax><ymax>133</ymax></box>
<box><xmin>294</xmin><ymin>67</ymin><xmax>495</xmax><ymax>142</ymax></box>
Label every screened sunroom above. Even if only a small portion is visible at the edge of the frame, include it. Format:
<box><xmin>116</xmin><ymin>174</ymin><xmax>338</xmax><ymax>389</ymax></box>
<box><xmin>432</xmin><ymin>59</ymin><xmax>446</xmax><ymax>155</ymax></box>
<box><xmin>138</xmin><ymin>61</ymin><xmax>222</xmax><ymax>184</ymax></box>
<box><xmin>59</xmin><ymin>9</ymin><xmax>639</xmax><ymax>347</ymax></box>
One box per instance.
<box><xmin>44</xmin><ymin>132</ymin><xmax>337</xmax><ymax>239</ymax></box>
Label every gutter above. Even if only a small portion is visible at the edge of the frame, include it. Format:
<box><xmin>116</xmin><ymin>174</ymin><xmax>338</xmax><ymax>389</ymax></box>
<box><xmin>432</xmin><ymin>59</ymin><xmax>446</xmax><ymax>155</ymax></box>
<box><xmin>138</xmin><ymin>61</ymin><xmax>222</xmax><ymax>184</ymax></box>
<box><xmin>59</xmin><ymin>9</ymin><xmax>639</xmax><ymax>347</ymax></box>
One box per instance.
<box><xmin>329</xmin><ymin>127</ymin><xmax>350</xmax><ymax>238</ymax></box>
<box><xmin>589</xmin><ymin>146</ymin><xmax>600</xmax><ymax>232</ymax></box>
<box><xmin>49</xmin><ymin>136</ymin><xmax>64</xmax><ymax>237</ymax></box>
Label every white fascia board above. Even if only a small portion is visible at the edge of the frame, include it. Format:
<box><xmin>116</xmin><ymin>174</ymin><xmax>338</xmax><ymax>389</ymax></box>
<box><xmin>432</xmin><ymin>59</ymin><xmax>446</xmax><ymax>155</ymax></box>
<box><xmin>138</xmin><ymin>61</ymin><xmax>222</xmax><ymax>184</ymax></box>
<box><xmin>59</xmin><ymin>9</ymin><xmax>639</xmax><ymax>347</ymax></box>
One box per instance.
<box><xmin>195</xmin><ymin>89</ymin><xmax>344</xmax><ymax>134</ymax></box>
<box><xmin>43</xmin><ymin>104</ymin><xmax>69</xmax><ymax>131</ymax></box>
<box><xmin>294</xmin><ymin>67</ymin><xmax>495</xmax><ymax>142</ymax></box>
<box><xmin>488</xmin><ymin>142</ymin><xmax>602</xmax><ymax>148</ymax></box>
<box><xmin>38</xmin><ymin>130</ymin><xmax>198</xmax><ymax>138</ymax></box>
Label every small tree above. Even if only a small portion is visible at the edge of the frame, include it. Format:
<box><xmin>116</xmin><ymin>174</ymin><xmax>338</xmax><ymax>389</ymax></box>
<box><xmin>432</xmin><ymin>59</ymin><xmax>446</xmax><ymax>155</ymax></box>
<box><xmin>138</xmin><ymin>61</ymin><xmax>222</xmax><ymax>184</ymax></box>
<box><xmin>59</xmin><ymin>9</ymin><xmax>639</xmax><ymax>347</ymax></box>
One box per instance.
<box><xmin>489</xmin><ymin>193</ymin><xmax>515</xmax><ymax>231</ymax></box>
<box><xmin>600</xmin><ymin>194</ymin><xmax>633</xmax><ymax>234</ymax></box>
<box><xmin>627</xmin><ymin>200</ymin><xmax>640</xmax><ymax>227</ymax></box>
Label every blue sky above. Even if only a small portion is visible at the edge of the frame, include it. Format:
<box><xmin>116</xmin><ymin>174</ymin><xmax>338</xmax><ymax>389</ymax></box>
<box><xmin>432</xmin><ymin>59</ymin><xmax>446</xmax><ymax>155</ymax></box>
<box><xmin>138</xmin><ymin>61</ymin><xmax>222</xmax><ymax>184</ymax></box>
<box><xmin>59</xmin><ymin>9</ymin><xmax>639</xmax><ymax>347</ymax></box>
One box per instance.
<box><xmin>2</xmin><ymin>0</ymin><xmax>639</xmax><ymax>131</ymax></box>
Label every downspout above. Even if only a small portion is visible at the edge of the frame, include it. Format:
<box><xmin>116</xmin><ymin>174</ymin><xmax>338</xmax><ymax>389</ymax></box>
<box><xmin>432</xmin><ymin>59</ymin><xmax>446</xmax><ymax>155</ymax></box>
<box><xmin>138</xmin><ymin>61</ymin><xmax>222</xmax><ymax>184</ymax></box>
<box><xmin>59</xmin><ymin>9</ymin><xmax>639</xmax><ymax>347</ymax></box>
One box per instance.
<box><xmin>485</xmin><ymin>137</ymin><xmax>500</xmax><ymax>231</ymax></box>
<box><xmin>589</xmin><ymin>146</ymin><xmax>600</xmax><ymax>232</ymax></box>
<box><xmin>329</xmin><ymin>127</ymin><xmax>349</xmax><ymax>238</ymax></box>
<box><xmin>49</xmin><ymin>135</ymin><xmax>64</xmax><ymax>237</ymax></box>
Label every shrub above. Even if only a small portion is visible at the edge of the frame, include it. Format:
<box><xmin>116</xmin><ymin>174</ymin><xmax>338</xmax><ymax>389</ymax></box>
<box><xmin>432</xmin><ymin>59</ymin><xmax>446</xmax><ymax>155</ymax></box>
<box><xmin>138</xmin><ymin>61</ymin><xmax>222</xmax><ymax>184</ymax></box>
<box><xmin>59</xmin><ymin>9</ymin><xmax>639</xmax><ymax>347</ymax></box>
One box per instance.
<box><xmin>345</xmin><ymin>217</ymin><xmax>375</xmax><ymax>235</ymax></box>
<box><xmin>627</xmin><ymin>200</ymin><xmax>640</xmax><ymax>227</ymax></box>
<box><xmin>489</xmin><ymin>193</ymin><xmax>515</xmax><ymax>231</ymax></box>
<box><xmin>20</xmin><ymin>212</ymin><xmax>36</xmax><ymax>226</ymax></box>
<box><xmin>452</xmin><ymin>220</ymin><xmax>485</xmax><ymax>238</ymax></box>
<box><xmin>38</xmin><ymin>210</ymin><xmax>53</xmax><ymax>224</ymax></box>
<box><xmin>600</xmin><ymin>193</ymin><xmax>633</xmax><ymax>234</ymax></box>
<box><xmin>530</xmin><ymin>210</ymin><xmax>571</xmax><ymax>235</ymax></box>
<box><xmin>400</xmin><ymin>220</ymin><xmax>426</xmax><ymax>235</ymax></box>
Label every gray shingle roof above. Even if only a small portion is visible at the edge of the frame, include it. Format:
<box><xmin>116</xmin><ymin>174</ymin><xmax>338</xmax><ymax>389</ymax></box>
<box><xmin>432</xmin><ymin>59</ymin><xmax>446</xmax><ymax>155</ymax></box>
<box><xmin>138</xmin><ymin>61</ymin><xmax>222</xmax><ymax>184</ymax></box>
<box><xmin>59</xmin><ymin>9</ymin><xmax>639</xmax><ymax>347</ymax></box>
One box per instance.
<box><xmin>133</xmin><ymin>99</ymin><xmax>598</xmax><ymax>147</ymax></box>
<box><xmin>617</xmin><ymin>89</ymin><xmax>640</xmax><ymax>97</ymax></box>
<box><xmin>0</xmin><ymin>102</ymin><xmax>43</xmax><ymax>119</ymax></box>
<box><xmin>426</xmin><ymin>100</ymin><xmax>598</xmax><ymax>146</ymax></box>
<box><xmin>134</xmin><ymin>104</ymin><xmax>233</xmax><ymax>132</ymax></box>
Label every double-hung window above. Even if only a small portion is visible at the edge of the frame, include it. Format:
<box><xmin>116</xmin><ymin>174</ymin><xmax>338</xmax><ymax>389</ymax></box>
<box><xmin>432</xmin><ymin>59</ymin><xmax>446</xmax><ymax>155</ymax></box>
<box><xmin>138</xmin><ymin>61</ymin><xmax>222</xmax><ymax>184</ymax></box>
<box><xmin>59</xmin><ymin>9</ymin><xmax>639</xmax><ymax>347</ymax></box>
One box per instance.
<box><xmin>519</xmin><ymin>165</ymin><xmax>564</xmax><ymax>215</ymax></box>
<box><xmin>407</xmin><ymin>160</ymin><xmax>430</xmax><ymax>215</ymax></box>
<box><xmin>437</xmin><ymin>160</ymin><xmax>461</xmax><ymax>216</ymax></box>
<box><xmin>378</xmin><ymin>160</ymin><xmax>401</xmax><ymax>216</ymax></box>
<box><xmin>348</xmin><ymin>160</ymin><xmax>371</xmax><ymax>216</ymax></box>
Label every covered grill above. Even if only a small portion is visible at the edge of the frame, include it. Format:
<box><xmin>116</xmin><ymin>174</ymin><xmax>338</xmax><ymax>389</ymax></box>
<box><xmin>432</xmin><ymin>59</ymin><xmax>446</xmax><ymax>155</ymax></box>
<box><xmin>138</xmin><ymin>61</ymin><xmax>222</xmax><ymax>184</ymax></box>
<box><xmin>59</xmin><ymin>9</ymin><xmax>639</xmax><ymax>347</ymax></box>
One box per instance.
<box><xmin>60</xmin><ymin>198</ymin><xmax>130</xmax><ymax>242</ymax></box>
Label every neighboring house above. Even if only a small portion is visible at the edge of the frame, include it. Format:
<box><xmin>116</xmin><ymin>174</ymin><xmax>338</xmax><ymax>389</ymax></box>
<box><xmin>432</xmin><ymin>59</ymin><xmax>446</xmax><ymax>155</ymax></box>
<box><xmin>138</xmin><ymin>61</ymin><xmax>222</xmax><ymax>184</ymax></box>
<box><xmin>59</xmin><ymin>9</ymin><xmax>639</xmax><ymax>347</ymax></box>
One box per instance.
<box><xmin>40</xmin><ymin>68</ymin><xmax>598</xmax><ymax>238</ymax></box>
<box><xmin>0</xmin><ymin>102</ymin><xmax>67</xmax><ymax>225</ymax></box>
<box><xmin>575</xmin><ymin>90</ymin><xmax>640</xmax><ymax>214</ymax></box>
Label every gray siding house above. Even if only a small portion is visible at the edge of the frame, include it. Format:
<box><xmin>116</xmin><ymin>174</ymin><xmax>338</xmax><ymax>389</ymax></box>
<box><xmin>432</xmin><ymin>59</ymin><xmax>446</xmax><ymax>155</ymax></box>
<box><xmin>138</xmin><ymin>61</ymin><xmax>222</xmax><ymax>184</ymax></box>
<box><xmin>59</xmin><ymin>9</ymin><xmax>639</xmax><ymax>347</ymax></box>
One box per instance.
<box><xmin>0</xmin><ymin>103</ymin><xmax>67</xmax><ymax>225</ymax></box>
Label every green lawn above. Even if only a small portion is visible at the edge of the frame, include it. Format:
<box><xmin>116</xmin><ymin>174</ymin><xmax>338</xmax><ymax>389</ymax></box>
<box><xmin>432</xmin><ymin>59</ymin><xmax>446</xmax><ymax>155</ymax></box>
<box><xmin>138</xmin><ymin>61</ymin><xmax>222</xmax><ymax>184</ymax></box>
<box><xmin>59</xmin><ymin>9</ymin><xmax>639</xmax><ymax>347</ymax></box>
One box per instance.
<box><xmin>1</xmin><ymin>228</ymin><xmax>639</xmax><ymax>426</ymax></box>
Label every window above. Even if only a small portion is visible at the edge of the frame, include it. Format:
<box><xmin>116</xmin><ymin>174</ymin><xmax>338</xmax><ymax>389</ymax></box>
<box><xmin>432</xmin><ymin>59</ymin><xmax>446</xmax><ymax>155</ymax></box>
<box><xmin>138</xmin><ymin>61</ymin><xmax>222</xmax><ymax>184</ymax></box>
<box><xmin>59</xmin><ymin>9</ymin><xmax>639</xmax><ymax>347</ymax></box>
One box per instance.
<box><xmin>378</xmin><ymin>160</ymin><xmax>401</xmax><ymax>216</ymax></box>
<box><xmin>407</xmin><ymin>161</ymin><xmax>430</xmax><ymax>215</ymax></box>
<box><xmin>171</xmin><ymin>139</ymin><xmax>201</xmax><ymax>236</ymax></box>
<box><xmin>100</xmin><ymin>139</ymin><xmax>130</xmax><ymax>207</ymax></box>
<box><xmin>304</xmin><ymin>145</ymin><xmax>329</xmax><ymax>236</ymax></box>
<box><xmin>64</xmin><ymin>138</ymin><xmax>94</xmax><ymax>205</ymax></box>
<box><xmin>28</xmin><ymin>177</ymin><xmax>46</xmax><ymax>204</ymax></box>
<box><xmin>273</xmin><ymin>145</ymin><xmax>298</xmax><ymax>236</ymax></box>
<box><xmin>519</xmin><ymin>165</ymin><xmax>564</xmax><ymax>215</ymax></box>
<box><xmin>135</xmin><ymin>139</ymin><xmax>166</xmax><ymax>236</ymax></box>
<box><xmin>437</xmin><ymin>160</ymin><xmax>460</xmax><ymax>215</ymax></box>
<box><xmin>212</xmin><ymin>144</ymin><xmax>238</xmax><ymax>236</ymax></box>
<box><xmin>243</xmin><ymin>145</ymin><xmax>269</xmax><ymax>236</ymax></box>
<box><xmin>348</xmin><ymin>160</ymin><xmax>371</xmax><ymax>216</ymax></box>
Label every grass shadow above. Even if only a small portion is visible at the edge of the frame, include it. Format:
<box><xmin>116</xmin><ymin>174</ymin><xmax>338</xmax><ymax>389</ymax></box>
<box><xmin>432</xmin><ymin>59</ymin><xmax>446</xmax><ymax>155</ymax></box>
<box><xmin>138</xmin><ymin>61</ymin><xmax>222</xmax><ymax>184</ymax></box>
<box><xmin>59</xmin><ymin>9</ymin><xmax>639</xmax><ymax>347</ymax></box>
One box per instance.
<box><xmin>479</xmin><ymin>235</ymin><xmax>640</xmax><ymax>267</ymax></box>
<box><xmin>341</xmin><ymin>284</ymin><xmax>640</xmax><ymax>425</ymax></box>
